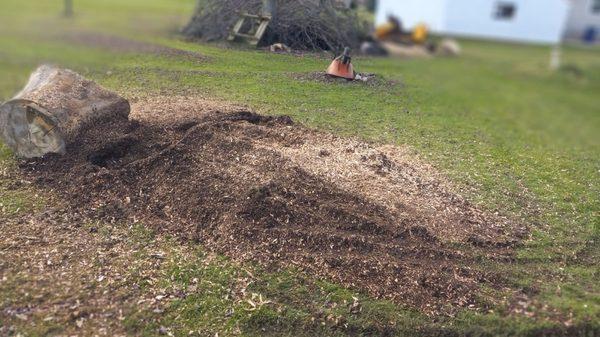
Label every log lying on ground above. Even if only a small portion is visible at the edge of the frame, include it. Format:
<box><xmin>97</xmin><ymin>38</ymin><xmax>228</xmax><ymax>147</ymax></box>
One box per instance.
<box><xmin>0</xmin><ymin>65</ymin><xmax>130</xmax><ymax>158</ymax></box>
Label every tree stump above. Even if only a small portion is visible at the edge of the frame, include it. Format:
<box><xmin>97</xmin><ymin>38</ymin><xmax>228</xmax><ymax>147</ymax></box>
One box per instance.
<box><xmin>0</xmin><ymin>65</ymin><xmax>130</xmax><ymax>158</ymax></box>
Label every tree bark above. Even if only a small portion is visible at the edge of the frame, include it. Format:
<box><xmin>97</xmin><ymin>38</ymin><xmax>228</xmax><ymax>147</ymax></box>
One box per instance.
<box><xmin>0</xmin><ymin>65</ymin><xmax>130</xmax><ymax>158</ymax></box>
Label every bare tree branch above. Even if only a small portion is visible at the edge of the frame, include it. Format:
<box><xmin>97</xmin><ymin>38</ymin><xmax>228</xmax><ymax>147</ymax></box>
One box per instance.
<box><xmin>182</xmin><ymin>0</ymin><xmax>367</xmax><ymax>51</ymax></box>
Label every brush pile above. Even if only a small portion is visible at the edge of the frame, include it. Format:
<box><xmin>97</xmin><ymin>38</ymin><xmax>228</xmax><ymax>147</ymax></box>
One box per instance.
<box><xmin>182</xmin><ymin>0</ymin><xmax>368</xmax><ymax>51</ymax></box>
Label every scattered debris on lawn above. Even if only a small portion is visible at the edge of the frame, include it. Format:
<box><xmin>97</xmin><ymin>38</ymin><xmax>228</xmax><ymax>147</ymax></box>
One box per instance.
<box><xmin>363</xmin><ymin>37</ymin><xmax>461</xmax><ymax>58</ymax></box>
<box><xmin>268</xmin><ymin>43</ymin><xmax>291</xmax><ymax>53</ymax></box>
<box><xmin>353</xmin><ymin>73</ymin><xmax>377</xmax><ymax>82</ymax></box>
<box><xmin>436</xmin><ymin>38</ymin><xmax>462</xmax><ymax>57</ymax></box>
<box><xmin>0</xmin><ymin>201</ymin><xmax>255</xmax><ymax>335</ymax></box>
<box><xmin>294</xmin><ymin>71</ymin><xmax>399</xmax><ymax>87</ymax></box>
<box><xmin>378</xmin><ymin>41</ymin><xmax>433</xmax><ymax>59</ymax></box>
<box><xmin>16</xmin><ymin>90</ymin><xmax>526</xmax><ymax>315</ymax></box>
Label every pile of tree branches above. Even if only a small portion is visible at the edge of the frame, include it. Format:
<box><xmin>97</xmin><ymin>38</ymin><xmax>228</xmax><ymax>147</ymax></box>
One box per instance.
<box><xmin>182</xmin><ymin>0</ymin><xmax>368</xmax><ymax>51</ymax></box>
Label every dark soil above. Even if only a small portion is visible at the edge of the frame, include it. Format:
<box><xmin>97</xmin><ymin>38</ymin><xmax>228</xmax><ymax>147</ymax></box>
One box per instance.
<box><xmin>294</xmin><ymin>72</ymin><xmax>401</xmax><ymax>88</ymax></box>
<box><xmin>20</xmin><ymin>98</ymin><xmax>525</xmax><ymax>316</ymax></box>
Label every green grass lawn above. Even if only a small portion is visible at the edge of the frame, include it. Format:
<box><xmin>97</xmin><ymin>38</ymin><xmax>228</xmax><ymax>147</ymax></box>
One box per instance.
<box><xmin>0</xmin><ymin>0</ymin><xmax>598</xmax><ymax>336</ymax></box>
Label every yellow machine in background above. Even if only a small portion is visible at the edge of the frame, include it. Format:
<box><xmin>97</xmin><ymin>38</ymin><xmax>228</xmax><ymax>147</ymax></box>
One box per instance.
<box><xmin>365</xmin><ymin>15</ymin><xmax>460</xmax><ymax>58</ymax></box>
<box><xmin>374</xmin><ymin>16</ymin><xmax>429</xmax><ymax>45</ymax></box>
<box><xmin>411</xmin><ymin>23</ymin><xmax>429</xmax><ymax>44</ymax></box>
<box><xmin>374</xmin><ymin>19</ymin><xmax>401</xmax><ymax>40</ymax></box>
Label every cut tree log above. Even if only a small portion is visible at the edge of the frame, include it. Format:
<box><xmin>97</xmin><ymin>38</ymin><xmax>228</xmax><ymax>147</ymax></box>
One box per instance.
<box><xmin>0</xmin><ymin>65</ymin><xmax>130</xmax><ymax>158</ymax></box>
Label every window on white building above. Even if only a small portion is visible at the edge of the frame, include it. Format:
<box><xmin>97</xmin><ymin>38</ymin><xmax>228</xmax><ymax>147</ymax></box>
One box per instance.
<box><xmin>592</xmin><ymin>0</ymin><xmax>600</xmax><ymax>14</ymax></box>
<box><xmin>494</xmin><ymin>2</ymin><xmax>516</xmax><ymax>20</ymax></box>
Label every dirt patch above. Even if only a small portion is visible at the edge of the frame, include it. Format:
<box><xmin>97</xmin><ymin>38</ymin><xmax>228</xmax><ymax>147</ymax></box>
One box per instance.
<box><xmin>293</xmin><ymin>72</ymin><xmax>401</xmax><ymax>88</ymax></box>
<box><xmin>20</xmin><ymin>95</ymin><xmax>525</xmax><ymax>315</ymax></box>
<box><xmin>64</xmin><ymin>32</ymin><xmax>207</xmax><ymax>62</ymax></box>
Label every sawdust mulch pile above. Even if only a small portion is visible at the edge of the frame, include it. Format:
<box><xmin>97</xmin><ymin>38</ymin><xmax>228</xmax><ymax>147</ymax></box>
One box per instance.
<box><xmin>20</xmin><ymin>96</ymin><xmax>526</xmax><ymax>316</ymax></box>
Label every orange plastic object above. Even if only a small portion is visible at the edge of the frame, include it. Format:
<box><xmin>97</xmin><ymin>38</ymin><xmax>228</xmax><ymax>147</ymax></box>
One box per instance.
<box><xmin>326</xmin><ymin>47</ymin><xmax>355</xmax><ymax>80</ymax></box>
<box><xmin>326</xmin><ymin>59</ymin><xmax>354</xmax><ymax>80</ymax></box>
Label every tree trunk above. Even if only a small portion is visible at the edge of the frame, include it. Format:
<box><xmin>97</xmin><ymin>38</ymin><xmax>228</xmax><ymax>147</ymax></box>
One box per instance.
<box><xmin>0</xmin><ymin>65</ymin><xmax>130</xmax><ymax>158</ymax></box>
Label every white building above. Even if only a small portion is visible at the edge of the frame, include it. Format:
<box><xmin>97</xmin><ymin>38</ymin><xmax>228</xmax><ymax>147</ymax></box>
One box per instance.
<box><xmin>564</xmin><ymin>0</ymin><xmax>600</xmax><ymax>39</ymax></box>
<box><xmin>375</xmin><ymin>0</ymin><xmax>596</xmax><ymax>44</ymax></box>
